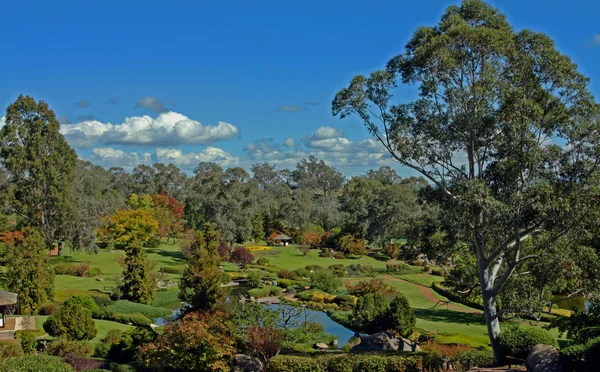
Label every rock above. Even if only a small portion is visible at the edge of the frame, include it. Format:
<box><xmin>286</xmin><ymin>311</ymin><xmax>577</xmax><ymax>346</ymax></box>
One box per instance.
<box><xmin>314</xmin><ymin>343</ymin><xmax>329</xmax><ymax>349</ymax></box>
<box><xmin>96</xmin><ymin>277</ymin><xmax>104</xmax><ymax>282</ymax></box>
<box><xmin>350</xmin><ymin>332</ymin><xmax>399</xmax><ymax>352</ymax></box>
<box><xmin>526</xmin><ymin>344</ymin><xmax>563</xmax><ymax>372</ymax></box>
<box><xmin>233</xmin><ymin>354</ymin><xmax>264</xmax><ymax>372</ymax></box>
<box><xmin>331</xmin><ymin>339</ymin><xmax>338</xmax><ymax>347</ymax></box>
<box><xmin>399</xmin><ymin>338</ymin><xmax>421</xmax><ymax>352</ymax></box>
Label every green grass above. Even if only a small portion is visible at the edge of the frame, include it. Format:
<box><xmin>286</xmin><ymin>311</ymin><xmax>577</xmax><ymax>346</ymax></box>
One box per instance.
<box><xmin>34</xmin><ymin>316</ymin><xmax>132</xmax><ymax>344</ymax></box>
<box><xmin>397</xmin><ymin>273</ymin><xmax>445</xmax><ymax>287</ymax></box>
<box><xmin>252</xmin><ymin>244</ymin><xmax>400</xmax><ymax>271</ymax></box>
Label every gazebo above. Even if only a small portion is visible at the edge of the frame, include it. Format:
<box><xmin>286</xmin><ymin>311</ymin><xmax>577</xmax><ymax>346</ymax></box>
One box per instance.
<box><xmin>273</xmin><ymin>234</ymin><xmax>293</xmax><ymax>246</ymax></box>
<box><xmin>0</xmin><ymin>291</ymin><xmax>17</xmax><ymax>328</ymax></box>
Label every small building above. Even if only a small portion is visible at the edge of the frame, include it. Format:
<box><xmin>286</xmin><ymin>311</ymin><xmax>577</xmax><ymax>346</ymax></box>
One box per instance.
<box><xmin>273</xmin><ymin>234</ymin><xmax>293</xmax><ymax>246</ymax></box>
<box><xmin>0</xmin><ymin>291</ymin><xmax>17</xmax><ymax>328</ymax></box>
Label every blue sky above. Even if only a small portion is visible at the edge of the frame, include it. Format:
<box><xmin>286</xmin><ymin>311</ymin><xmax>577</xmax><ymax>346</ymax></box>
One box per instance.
<box><xmin>0</xmin><ymin>0</ymin><xmax>598</xmax><ymax>176</ymax></box>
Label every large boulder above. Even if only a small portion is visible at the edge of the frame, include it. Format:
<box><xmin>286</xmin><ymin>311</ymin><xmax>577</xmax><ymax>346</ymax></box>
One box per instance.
<box><xmin>526</xmin><ymin>344</ymin><xmax>563</xmax><ymax>372</ymax></box>
<box><xmin>233</xmin><ymin>354</ymin><xmax>264</xmax><ymax>372</ymax></box>
<box><xmin>400</xmin><ymin>338</ymin><xmax>421</xmax><ymax>352</ymax></box>
<box><xmin>314</xmin><ymin>343</ymin><xmax>329</xmax><ymax>349</ymax></box>
<box><xmin>351</xmin><ymin>332</ymin><xmax>399</xmax><ymax>352</ymax></box>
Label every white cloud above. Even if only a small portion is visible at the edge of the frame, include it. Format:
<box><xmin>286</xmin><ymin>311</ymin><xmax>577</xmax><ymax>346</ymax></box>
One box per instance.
<box><xmin>89</xmin><ymin>146</ymin><xmax>239</xmax><ymax>170</ymax></box>
<box><xmin>0</xmin><ymin>116</ymin><xmax>5</xmax><ymax>129</ymax></box>
<box><xmin>60</xmin><ymin>111</ymin><xmax>239</xmax><ymax>148</ymax></box>
<box><xmin>283</xmin><ymin>137</ymin><xmax>296</xmax><ymax>148</ymax></box>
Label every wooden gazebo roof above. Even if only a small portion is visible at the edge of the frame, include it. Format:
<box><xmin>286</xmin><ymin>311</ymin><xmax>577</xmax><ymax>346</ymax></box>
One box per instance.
<box><xmin>0</xmin><ymin>291</ymin><xmax>17</xmax><ymax>306</ymax></box>
<box><xmin>273</xmin><ymin>234</ymin><xmax>292</xmax><ymax>241</ymax></box>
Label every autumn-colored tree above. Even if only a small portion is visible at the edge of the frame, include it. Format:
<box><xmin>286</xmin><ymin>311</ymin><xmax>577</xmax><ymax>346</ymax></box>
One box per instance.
<box><xmin>98</xmin><ymin>209</ymin><xmax>159</xmax><ymax>250</ymax></box>
<box><xmin>151</xmin><ymin>193</ymin><xmax>184</xmax><ymax>242</ymax></box>
<box><xmin>245</xmin><ymin>325</ymin><xmax>283</xmax><ymax>366</ymax></box>
<box><xmin>266</xmin><ymin>231</ymin><xmax>279</xmax><ymax>246</ymax></box>
<box><xmin>303</xmin><ymin>231</ymin><xmax>325</xmax><ymax>248</ymax></box>
<box><xmin>382</xmin><ymin>243</ymin><xmax>400</xmax><ymax>260</ymax></box>
<box><xmin>4</xmin><ymin>227</ymin><xmax>54</xmax><ymax>314</ymax></box>
<box><xmin>0</xmin><ymin>230</ymin><xmax>23</xmax><ymax>245</ymax></box>
<box><xmin>142</xmin><ymin>311</ymin><xmax>236</xmax><ymax>372</ymax></box>
<box><xmin>99</xmin><ymin>209</ymin><xmax>159</xmax><ymax>304</ymax></box>
<box><xmin>230</xmin><ymin>247</ymin><xmax>254</xmax><ymax>268</ymax></box>
<box><xmin>179</xmin><ymin>230</ymin><xmax>225</xmax><ymax>313</ymax></box>
<box><xmin>338</xmin><ymin>234</ymin><xmax>367</xmax><ymax>256</ymax></box>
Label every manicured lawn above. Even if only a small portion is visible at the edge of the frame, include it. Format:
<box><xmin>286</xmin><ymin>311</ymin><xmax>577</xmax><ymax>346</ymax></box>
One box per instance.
<box><xmin>398</xmin><ymin>273</ymin><xmax>445</xmax><ymax>287</ymax></box>
<box><xmin>34</xmin><ymin>316</ymin><xmax>132</xmax><ymax>344</ymax></box>
<box><xmin>252</xmin><ymin>244</ymin><xmax>399</xmax><ymax>271</ymax></box>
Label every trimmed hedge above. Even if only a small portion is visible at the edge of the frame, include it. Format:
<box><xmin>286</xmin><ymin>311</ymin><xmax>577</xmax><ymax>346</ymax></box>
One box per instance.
<box><xmin>498</xmin><ymin>325</ymin><xmax>558</xmax><ymax>361</ymax></box>
<box><xmin>267</xmin><ymin>353</ymin><xmax>442</xmax><ymax>372</ymax></box>
<box><xmin>248</xmin><ymin>286</ymin><xmax>282</xmax><ymax>298</ymax></box>
<box><xmin>15</xmin><ymin>329</ymin><xmax>45</xmax><ymax>338</ymax></box>
<box><xmin>102</xmin><ymin>300</ymin><xmax>171</xmax><ymax>319</ymax></box>
<box><xmin>452</xmin><ymin>350</ymin><xmax>495</xmax><ymax>370</ymax></box>
<box><xmin>0</xmin><ymin>341</ymin><xmax>24</xmax><ymax>358</ymax></box>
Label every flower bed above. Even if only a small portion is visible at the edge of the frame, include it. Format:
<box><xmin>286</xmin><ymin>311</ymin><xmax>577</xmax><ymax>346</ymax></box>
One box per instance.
<box><xmin>246</xmin><ymin>246</ymin><xmax>272</xmax><ymax>251</ymax></box>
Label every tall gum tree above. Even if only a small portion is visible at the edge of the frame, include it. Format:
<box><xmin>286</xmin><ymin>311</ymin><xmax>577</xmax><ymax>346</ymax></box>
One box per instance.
<box><xmin>332</xmin><ymin>0</ymin><xmax>600</xmax><ymax>362</ymax></box>
<box><xmin>0</xmin><ymin>95</ymin><xmax>77</xmax><ymax>248</ymax></box>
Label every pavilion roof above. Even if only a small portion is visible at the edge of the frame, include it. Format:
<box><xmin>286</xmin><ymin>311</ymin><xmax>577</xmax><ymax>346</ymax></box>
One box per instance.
<box><xmin>273</xmin><ymin>234</ymin><xmax>292</xmax><ymax>241</ymax></box>
<box><xmin>0</xmin><ymin>291</ymin><xmax>17</xmax><ymax>306</ymax></box>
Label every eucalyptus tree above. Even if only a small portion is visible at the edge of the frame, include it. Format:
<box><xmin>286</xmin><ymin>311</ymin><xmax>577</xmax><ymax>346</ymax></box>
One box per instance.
<box><xmin>0</xmin><ymin>95</ymin><xmax>77</xmax><ymax>248</ymax></box>
<box><xmin>333</xmin><ymin>0</ymin><xmax>600</xmax><ymax>361</ymax></box>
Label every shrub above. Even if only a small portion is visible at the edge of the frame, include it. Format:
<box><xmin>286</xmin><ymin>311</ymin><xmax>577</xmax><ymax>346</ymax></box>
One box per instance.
<box><xmin>85</xmin><ymin>268</ymin><xmax>102</xmax><ymax>277</ymax></box>
<box><xmin>0</xmin><ymin>340</ymin><xmax>24</xmax><ymax>358</ymax></box>
<box><xmin>561</xmin><ymin>336</ymin><xmax>600</xmax><ymax>368</ymax></box>
<box><xmin>334</xmin><ymin>294</ymin><xmax>357</xmax><ymax>306</ymax></box>
<box><xmin>102</xmin><ymin>300</ymin><xmax>171</xmax><ymax>319</ymax></box>
<box><xmin>268</xmin><ymin>355</ymin><xmax>327</xmax><ymax>372</ymax></box>
<box><xmin>267</xmin><ymin>354</ymin><xmax>440</xmax><ymax>372</ymax></box>
<box><xmin>333</xmin><ymin>252</ymin><xmax>346</xmax><ymax>259</ymax></box>
<box><xmin>19</xmin><ymin>332</ymin><xmax>37</xmax><ymax>354</ymax></box>
<box><xmin>47</xmin><ymin>336</ymin><xmax>94</xmax><ymax>358</ymax></box>
<box><xmin>424</xmin><ymin>265</ymin><xmax>431</xmax><ymax>272</ymax></box>
<box><xmin>278</xmin><ymin>269</ymin><xmax>297</xmax><ymax>279</ymax></box>
<box><xmin>63</xmin><ymin>355</ymin><xmax>106</xmax><ymax>371</ymax></box>
<box><xmin>257</xmin><ymin>258</ymin><xmax>270</xmax><ymax>266</ymax></box>
<box><xmin>384</xmin><ymin>294</ymin><xmax>416</xmax><ymax>337</ymax></box>
<box><xmin>108</xmin><ymin>327</ymin><xmax>156</xmax><ymax>364</ymax></box>
<box><xmin>319</xmin><ymin>248</ymin><xmax>333</xmax><ymax>258</ymax></box>
<box><xmin>412</xmin><ymin>259</ymin><xmax>423</xmax><ymax>266</ymax></box>
<box><xmin>40</xmin><ymin>302</ymin><xmax>60</xmax><ymax>315</ymax></box>
<box><xmin>452</xmin><ymin>350</ymin><xmax>495</xmax><ymax>370</ymax></box>
<box><xmin>145</xmin><ymin>237</ymin><xmax>161</xmax><ymax>248</ymax></box>
<box><xmin>311</xmin><ymin>292</ymin><xmax>337</xmax><ymax>304</ymax></box>
<box><xmin>230</xmin><ymin>247</ymin><xmax>255</xmax><ymax>268</ymax></box>
<box><xmin>431</xmin><ymin>268</ymin><xmax>445</xmax><ymax>277</ymax></box>
<box><xmin>299</xmin><ymin>246</ymin><xmax>311</xmax><ymax>256</ymax></box>
<box><xmin>351</xmin><ymin>293</ymin><xmax>390</xmax><ymax>333</ymax></box>
<box><xmin>310</xmin><ymin>270</ymin><xmax>342</xmax><ymax>294</ymax></box>
<box><xmin>44</xmin><ymin>302</ymin><xmax>98</xmax><ymax>341</ymax></box>
<box><xmin>247</xmin><ymin>271</ymin><xmax>263</xmax><ymax>288</ymax></box>
<box><xmin>305</xmin><ymin>265</ymin><xmax>323</xmax><ymax>272</ymax></box>
<box><xmin>74</xmin><ymin>262</ymin><xmax>90</xmax><ymax>277</ymax></box>
<box><xmin>248</xmin><ymin>286</ymin><xmax>282</xmax><ymax>298</ymax></box>
<box><xmin>498</xmin><ymin>325</ymin><xmax>558</xmax><ymax>361</ymax></box>
<box><xmin>54</xmin><ymin>263</ymin><xmax>77</xmax><ymax>275</ymax></box>
<box><xmin>345</xmin><ymin>278</ymin><xmax>397</xmax><ymax>297</ymax></box>
<box><xmin>94</xmin><ymin>329</ymin><xmax>123</xmax><ymax>358</ymax></box>
<box><xmin>64</xmin><ymin>295</ymin><xmax>99</xmax><ymax>315</ymax></box>
<box><xmin>1</xmin><ymin>355</ymin><xmax>73</xmax><ymax>371</ymax></box>
<box><xmin>158</xmin><ymin>266</ymin><xmax>183</xmax><ymax>274</ymax></box>
<box><xmin>277</xmin><ymin>279</ymin><xmax>296</xmax><ymax>288</ymax></box>
<box><xmin>295</xmin><ymin>268</ymin><xmax>310</xmax><ymax>278</ymax></box>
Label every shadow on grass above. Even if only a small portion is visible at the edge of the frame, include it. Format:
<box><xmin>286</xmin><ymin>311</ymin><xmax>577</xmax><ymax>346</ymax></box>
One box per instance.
<box><xmin>146</xmin><ymin>248</ymin><xmax>186</xmax><ymax>264</ymax></box>
<box><xmin>415</xmin><ymin>308</ymin><xmax>486</xmax><ymax>326</ymax></box>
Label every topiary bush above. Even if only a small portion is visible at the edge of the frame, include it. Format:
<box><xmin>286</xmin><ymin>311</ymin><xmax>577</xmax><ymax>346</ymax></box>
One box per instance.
<box><xmin>431</xmin><ymin>268</ymin><xmax>445</xmax><ymax>277</ymax></box>
<box><xmin>248</xmin><ymin>286</ymin><xmax>282</xmax><ymax>298</ymax></box>
<box><xmin>278</xmin><ymin>269</ymin><xmax>297</xmax><ymax>279</ymax></box>
<box><xmin>43</xmin><ymin>302</ymin><xmax>98</xmax><ymax>341</ymax></box>
<box><xmin>334</xmin><ymin>252</ymin><xmax>346</xmax><ymax>259</ymax></box>
<box><xmin>64</xmin><ymin>294</ymin><xmax>99</xmax><ymax>315</ymax></box>
<box><xmin>452</xmin><ymin>350</ymin><xmax>495</xmax><ymax>370</ymax></box>
<box><xmin>295</xmin><ymin>268</ymin><xmax>310</xmax><ymax>278</ymax></box>
<box><xmin>85</xmin><ymin>267</ymin><xmax>102</xmax><ymax>277</ymax></box>
<box><xmin>1</xmin><ymin>355</ymin><xmax>74</xmax><ymax>371</ymax></box>
<box><xmin>46</xmin><ymin>336</ymin><xmax>94</xmax><ymax>358</ymax></box>
<box><xmin>15</xmin><ymin>329</ymin><xmax>45</xmax><ymax>338</ymax></box>
<box><xmin>498</xmin><ymin>325</ymin><xmax>558</xmax><ymax>361</ymax></box>
<box><xmin>257</xmin><ymin>258</ymin><xmax>269</xmax><ymax>266</ymax></box>
<box><xmin>247</xmin><ymin>271</ymin><xmax>263</xmax><ymax>288</ymax></box>
<box><xmin>94</xmin><ymin>329</ymin><xmax>123</xmax><ymax>358</ymax></box>
<box><xmin>53</xmin><ymin>263</ymin><xmax>77</xmax><ymax>275</ymax></box>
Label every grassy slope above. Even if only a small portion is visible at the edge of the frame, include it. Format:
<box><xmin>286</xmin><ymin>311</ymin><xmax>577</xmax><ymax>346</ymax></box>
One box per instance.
<box><xmin>34</xmin><ymin>316</ymin><xmax>132</xmax><ymax>344</ymax></box>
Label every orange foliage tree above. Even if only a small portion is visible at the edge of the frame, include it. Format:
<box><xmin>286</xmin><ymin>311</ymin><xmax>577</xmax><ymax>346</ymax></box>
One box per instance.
<box><xmin>151</xmin><ymin>193</ymin><xmax>184</xmax><ymax>242</ymax></box>
<box><xmin>245</xmin><ymin>325</ymin><xmax>283</xmax><ymax>366</ymax></box>
<box><xmin>142</xmin><ymin>311</ymin><xmax>236</xmax><ymax>372</ymax></box>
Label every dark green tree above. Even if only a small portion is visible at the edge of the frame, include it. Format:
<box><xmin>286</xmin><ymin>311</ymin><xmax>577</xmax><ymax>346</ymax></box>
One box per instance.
<box><xmin>119</xmin><ymin>249</ymin><xmax>157</xmax><ymax>305</ymax></box>
<box><xmin>384</xmin><ymin>294</ymin><xmax>416</xmax><ymax>337</ymax></box>
<box><xmin>333</xmin><ymin>0</ymin><xmax>600</xmax><ymax>361</ymax></box>
<box><xmin>179</xmin><ymin>230</ymin><xmax>225</xmax><ymax>313</ymax></box>
<box><xmin>4</xmin><ymin>227</ymin><xmax>54</xmax><ymax>314</ymax></box>
<box><xmin>0</xmin><ymin>95</ymin><xmax>77</xmax><ymax>248</ymax></box>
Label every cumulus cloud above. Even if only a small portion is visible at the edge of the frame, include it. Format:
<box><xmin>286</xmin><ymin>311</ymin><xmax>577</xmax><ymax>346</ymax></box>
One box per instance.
<box><xmin>134</xmin><ymin>96</ymin><xmax>169</xmax><ymax>113</ymax></box>
<box><xmin>107</xmin><ymin>99</ymin><xmax>120</xmax><ymax>105</ymax></box>
<box><xmin>277</xmin><ymin>105</ymin><xmax>307</xmax><ymax>112</ymax></box>
<box><xmin>283</xmin><ymin>137</ymin><xmax>296</xmax><ymax>148</ymax></box>
<box><xmin>89</xmin><ymin>146</ymin><xmax>239</xmax><ymax>170</ymax></box>
<box><xmin>244</xmin><ymin>126</ymin><xmax>389</xmax><ymax>168</ymax></box>
<box><xmin>0</xmin><ymin>116</ymin><xmax>5</xmax><ymax>129</ymax></box>
<box><xmin>75</xmin><ymin>100</ymin><xmax>90</xmax><ymax>108</ymax></box>
<box><xmin>60</xmin><ymin>111</ymin><xmax>239</xmax><ymax>148</ymax></box>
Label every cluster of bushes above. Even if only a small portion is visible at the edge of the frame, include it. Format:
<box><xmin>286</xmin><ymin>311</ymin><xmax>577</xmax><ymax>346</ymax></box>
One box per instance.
<box><xmin>95</xmin><ymin>327</ymin><xmax>156</xmax><ymax>365</ymax></box>
<box><xmin>257</xmin><ymin>257</ymin><xmax>269</xmax><ymax>266</ymax></box>
<box><xmin>93</xmin><ymin>309</ymin><xmax>152</xmax><ymax>326</ymax></box>
<box><xmin>561</xmin><ymin>336</ymin><xmax>600</xmax><ymax>370</ymax></box>
<box><xmin>144</xmin><ymin>237</ymin><xmax>161</xmax><ymax>248</ymax></box>
<box><xmin>158</xmin><ymin>266</ymin><xmax>184</xmax><ymax>274</ymax></box>
<box><xmin>53</xmin><ymin>262</ymin><xmax>102</xmax><ymax>277</ymax></box>
<box><xmin>267</xmin><ymin>353</ymin><xmax>442</xmax><ymax>372</ymax></box>
<box><xmin>498</xmin><ymin>325</ymin><xmax>558</xmax><ymax>361</ymax></box>
<box><xmin>451</xmin><ymin>350</ymin><xmax>495</xmax><ymax>370</ymax></box>
<box><xmin>384</xmin><ymin>263</ymin><xmax>414</xmax><ymax>273</ymax></box>
<box><xmin>431</xmin><ymin>268</ymin><xmax>446</xmax><ymax>277</ymax></box>
<box><xmin>351</xmin><ymin>293</ymin><xmax>416</xmax><ymax>337</ymax></box>
<box><xmin>248</xmin><ymin>286</ymin><xmax>282</xmax><ymax>298</ymax></box>
<box><xmin>1</xmin><ymin>355</ymin><xmax>74</xmax><ymax>371</ymax></box>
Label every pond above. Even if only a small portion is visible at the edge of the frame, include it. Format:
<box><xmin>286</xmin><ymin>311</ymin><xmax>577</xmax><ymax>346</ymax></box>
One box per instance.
<box><xmin>266</xmin><ymin>304</ymin><xmax>356</xmax><ymax>347</ymax></box>
<box><xmin>553</xmin><ymin>296</ymin><xmax>590</xmax><ymax>312</ymax></box>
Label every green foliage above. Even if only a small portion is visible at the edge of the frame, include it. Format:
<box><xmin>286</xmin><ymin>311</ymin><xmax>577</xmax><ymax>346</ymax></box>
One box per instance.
<box><xmin>158</xmin><ymin>266</ymin><xmax>183</xmax><ymax>274</ymax></box>
<box><xmin>351</xmin><ymin>293</ymin><xmax>390</xmax><ymax>333</ymax></box>
<box><xmin>548</xmin><ymin>297</ymin><xmax>600</xmax><ymax>343</ymax></box>
<box><xmin>43</xmin><ymin>302</ymin><xmax>98</xmax><ymax>340</ymax></box>
<box><xmin>248</xmin><ymin>286</ymin><xmax>282</xmax><ymax>298</ymax></box>
<box><xmin>4</xmin><ymin>227</ymin><xmax>54</xmax><ymax>314</ymax></box>
<box><xmin>64</xmin><ymin>294</ymin><xmax>99</xmax><ymax>314</ymax></box>
<box><xmin>247</xmin><ymin>271</ymin><xmax>263</xmax><ymax>288</ymax></box>
<box><xmin>85</xmin><ymin>267</ymin><xmax>102</xmax><ymax>277</ymax></box>
<box><xmin>54</xmin><ymin>263</ymin><xmax>77</xmax><ymax>275</ymax></box>
<box><xmin>257</xmin><ymin>258</ymin><xmax>270</xmax><ymax>266</ymax></box>
<box><xmin>295</xmin><ymin>268</ymin><xmax>311</xmax><ymax>278</ymax></box>
<box><xmin>144</xmin><ymin>237</ymin><xmax>161</xmax><ymax>248</ymax></box>
<box><xmin>119</xmin><ymin>250</ymin><xmax>156</xmax><ymax>304</ymax></box>
<box><xmin>15</xmin><ymin>329</ymin><xmax>45</xmax><ymax>338</ymax></box>
<box><xmin>46</xmin><ymin>336</ymin><xmax>94</xmax><ymax>358</ymax></box>
<box><xmin>278</xmin><ymin>269</ymin><xmax>297</xmax><ymax>279</ymax></box>
<box><xmin>451</xmin><ymin>350</ymin><xmax>495</xmax><ymax>370</ymax></box>
<box><xmin>385</xmin><ymin>294</ymin><xmax>416</xmax><ymax>337</ymax></box>
<box><xmin>310</xmin><ymin>270</ymin><xmax>342</xmax><ymax>294</ymax></box>
<box><xmin>267</xmin><ymin>353</ymin><xmax>440</xmax><ymax>372</ymax></box>
<box><xmin>498</xmin><ymin>325</ymin><xmax>558</xmax><ymax>361</ymax></box>
<box><xmin>0</xmin><ymin>95</ymin><xmax>78</xmax><ymax>248</ymax></box>
<box><xmin>94</xmin><ymin>329</ymin><xmax>123</xmax><ymax>358</ymax></box>
<box><xmin>0</xmin><ymin>355</ymin><xmax>74</xmax><ymax>372</ymax></box>
<box><xmin>101</xmin><ymin>300</ymin><xmax>170</xmax><ymax>319</ymax></box>
<box><xmin>19</xmin><ymin>331</ymin><xmax>37</xmax><ymax>355</ymax></box>
<box><xmin>108</xmin><ymin>327</ymin><xmax>156</xmax><ymax>364</ymax></box>
<box><xmin>0</xmin><ymin>340</ymin><xmax>24</xmax><ymax>358</ymax></box>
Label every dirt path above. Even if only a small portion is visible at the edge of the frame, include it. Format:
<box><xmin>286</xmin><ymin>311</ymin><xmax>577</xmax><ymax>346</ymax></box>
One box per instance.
<box><xmin>381</xmin><ymin>275</ymin><xmax>481</xmax><ymax>314</ymax></box>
